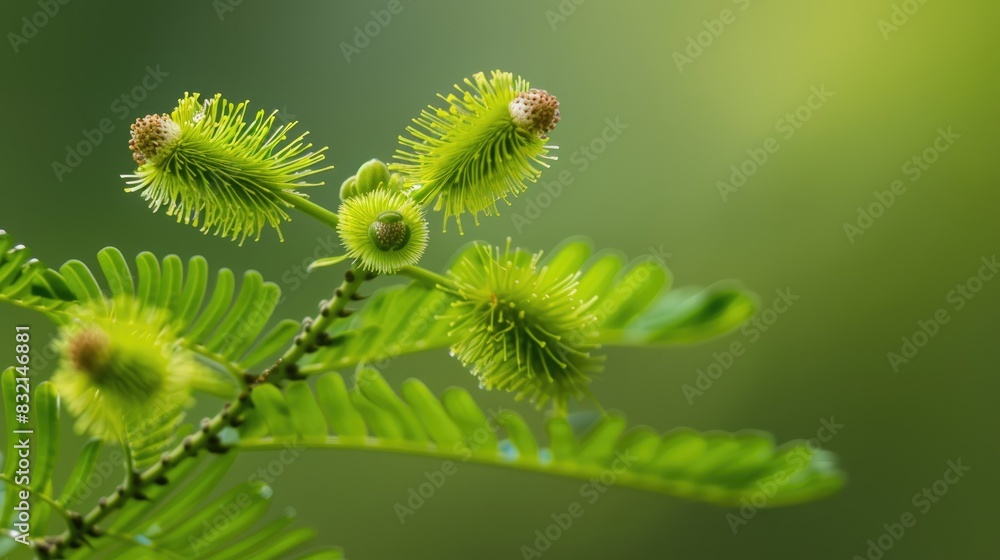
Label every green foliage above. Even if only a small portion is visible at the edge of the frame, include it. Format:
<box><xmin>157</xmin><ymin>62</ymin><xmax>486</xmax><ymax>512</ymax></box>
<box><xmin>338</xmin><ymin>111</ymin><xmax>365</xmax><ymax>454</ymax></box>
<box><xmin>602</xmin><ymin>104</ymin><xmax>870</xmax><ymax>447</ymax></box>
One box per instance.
<box><xmin>39</xmin><ymin>247</ymin><xmax>300</xmax><ymax>379</ymax></box>
<box><xmin>305</xmin><ymin>238</ymin><xmax>757</xmax><ymax>373</ymax></box>
<box><xmin>0</xmin><ymin>230</ymin><xmax>71</xmax><ymax>316</ymax></box>
<box><xmin>237</xmin><ymin>368</ymin><xmax>844</xmax><ymax>507</ymax></box>
<box><xmin>0</xmin><ymin>69</ymin><xmax>845</xmax><ymax>557</ymax></box>
<box><xmin>0</xmin><ymin>369</ymin><xmax>340</xmax><ymax>559</ymax></box>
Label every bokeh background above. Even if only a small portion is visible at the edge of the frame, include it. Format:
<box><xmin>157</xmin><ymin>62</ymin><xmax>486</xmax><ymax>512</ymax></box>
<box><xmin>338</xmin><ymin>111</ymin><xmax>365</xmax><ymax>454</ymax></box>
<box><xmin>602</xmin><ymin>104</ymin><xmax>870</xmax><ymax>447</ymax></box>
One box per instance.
<box><xmin>1</xmin><ymin>0</ymin><xmax>998</xmax><ymax>558</ymax></box>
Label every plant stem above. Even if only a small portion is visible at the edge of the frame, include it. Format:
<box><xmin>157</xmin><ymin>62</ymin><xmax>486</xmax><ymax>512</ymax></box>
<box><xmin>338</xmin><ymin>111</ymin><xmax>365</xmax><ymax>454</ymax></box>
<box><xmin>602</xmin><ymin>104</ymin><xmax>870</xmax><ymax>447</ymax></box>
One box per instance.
<box><xmin>261</xmin><ymin>267</ymin><xmax>368</xmax><ymax>385</ymax></box>
<box><xmin>276</xmin><ymin>190</ymin><xmax>340</xmax><ymax>229</ymax></box>
<box><xmin>398</xmin><ymin>265</ymin><xmax>456</xmax><ymax>291</ymax></box>
<box><xmin>41</xmin><ymin>269</ymin><xmax>369</xmax><ymax>556</ymax></box>
<box><xmin>39</xmin><ymin>396</ymin><xmax>250</xmax><ymax>557</ymax></box>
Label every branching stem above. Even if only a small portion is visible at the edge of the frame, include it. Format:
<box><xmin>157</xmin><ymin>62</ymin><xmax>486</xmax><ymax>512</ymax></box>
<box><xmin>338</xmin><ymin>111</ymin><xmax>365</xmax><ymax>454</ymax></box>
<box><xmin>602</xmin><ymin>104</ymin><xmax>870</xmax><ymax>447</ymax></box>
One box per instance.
<box><xmin>41</xmin><ymin>267</ymin><xmax>371</xmax><ymax>557</ymax></box>
<box><xmin>276</xmin><ymin>190</ymin><xmax>340</xmax><ymax>229</ymax></box>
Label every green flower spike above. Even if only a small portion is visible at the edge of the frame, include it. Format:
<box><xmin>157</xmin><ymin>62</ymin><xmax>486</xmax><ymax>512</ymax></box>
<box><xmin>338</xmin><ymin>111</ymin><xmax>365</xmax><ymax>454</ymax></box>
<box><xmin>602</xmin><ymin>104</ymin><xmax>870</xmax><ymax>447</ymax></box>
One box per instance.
<box><xmin>393</xmin><ymin>70</ymin><xmax>559</xmax><ymax>233</ymax></box>
<box><xmin>337</xmin><ymin>188</ymin><xmax>429</xmax><ymax>275</ymax></box>
<box><xmin>442</xmin><ymin>239</ymin><xmax>603</xmax><ymax>411</ymax></box>
<box><xmin>52</xmin><ymin>299</ymin><xmax>200</xmax><ymax>442</ymax></box>
<box><xmin>122</xmin><ymin>93</ymin><xmax>333</xmax><ymax>244</ymax></box>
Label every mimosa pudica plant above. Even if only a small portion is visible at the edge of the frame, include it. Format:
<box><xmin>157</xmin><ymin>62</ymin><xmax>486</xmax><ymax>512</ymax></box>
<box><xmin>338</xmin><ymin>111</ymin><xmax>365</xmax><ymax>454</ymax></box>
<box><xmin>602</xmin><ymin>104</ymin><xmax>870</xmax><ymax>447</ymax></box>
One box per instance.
<box><xmin>0</xmin><ymin>70</ymin><xmax>844</xmax><ymax>559</ymax></box>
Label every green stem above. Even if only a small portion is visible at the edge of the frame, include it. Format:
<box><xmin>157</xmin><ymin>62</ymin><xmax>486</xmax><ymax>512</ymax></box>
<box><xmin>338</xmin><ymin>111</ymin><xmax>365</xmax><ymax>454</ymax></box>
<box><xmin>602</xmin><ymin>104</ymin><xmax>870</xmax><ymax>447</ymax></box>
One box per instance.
<box><xmin>42</xmin><ymin>395</ymin><xmax>251</xmax><ymax>558</ymax></box>
<box><xmin>262</xmin><ymin>267</ymin><xmax>368</xmax><ymax>385</ymax></box>
<box><xmin>185</xmin><ymin>342</ymin><xmax>249</xmax><ymax>390</ymax></box>
<box><xmin>398</xmin><ymin>265</ymin><xmax>457</xmax><ymax>291</ymax></box>
<box><xmin>43</xmin><ymin>267</ymin><xmax>371</xmax><ymax>556</ymax></box>
<box><xmin>277</xmin><ymin>190</ymin><xmax>340</xmax><ymax>229</ymax></box>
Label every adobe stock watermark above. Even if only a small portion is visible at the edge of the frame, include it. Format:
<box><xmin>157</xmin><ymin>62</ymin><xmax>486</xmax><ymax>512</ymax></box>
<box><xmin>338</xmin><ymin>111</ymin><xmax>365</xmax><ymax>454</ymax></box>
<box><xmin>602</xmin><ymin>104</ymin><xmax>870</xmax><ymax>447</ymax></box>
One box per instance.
<box><xmin>544</xmin><ymin>0</ymin><xmax>588</xmax><ymax>31</ymax></box>
<box><xmin>556</xmin><ymin>246</ymin><xmax>672</xmax><ymax>359</ymax></box>
<box><xmin>716</xmin><ymin>85</ymin><xmax>833</xmax><ymax>201</ymax></box>
<box><xmin>213</xmin><ymin>0</ymin><xmax>243</xmax><ymax>21</ymax></box>
<box><xmin>682</xmin><ymin>287</ymin><xmax>800</xmax><ymax>404</ymax></box>
<box><xmin>7</xmin><ymin>0</ymin><xmax>72</xmax><ymax>54</ymax></box>
<box><xmin>851</xmin><ymin>458</ymin><xmax>969</xmax><ymax>560</ymax></box>
<box><xmin>842</xmin><ymin>127</ymin><xmax>959</xmax><ymax>244</ymax></box>
<box><xmin>519</xmin><ymin>450</ymin><xmax>637</xmax><ymax>559</ymax></box>
<box><xmin>393</xmin><ymin>406</ymin><xmax>508</xmax><ymax>524</ymax></box>
<box><xmin>340</xmin><ymin>0</ymin><xmax>410</xmax><ymax>63</ymax></box>
<box><xmin>510</xmin><ymin>116</ymin><xmax>628</xmax><ymax>233</ymax></box>
<box><xmin>277</xmin><ymin>233</ymin><xmax>344</xmax><ymax>301</ymax></box>
<box><xmin>189</xmin><ymin>441</ymin><xmax>304</xmax><ymax>556</ymax></box>
<box><xmin>51</xmin><ymin>65</ymin><xmax>170</xmax><ymax>183</ymax></box>
<box><xmin>877</xmin><ymin>0</ymin><xmax>931</xmax><ymax>41</ymax></box>
<box><xmin>887</xmin><ymin>254</ymin><xmax>997</xmax><ymax>372</ymax></box>
<box><xmin>63</xmin><ymin>399</ymin><xmax>179</xmax><ymax>508</ymax></box>
<box><xmin>727</xmin><ymin>416</ymin><xmax>844</xmax><ymax>534</ymax></box>
<box><xmin>673</xmin><ymin>0</ymin><xmax>752</xmax><ymax>73</ymax></box>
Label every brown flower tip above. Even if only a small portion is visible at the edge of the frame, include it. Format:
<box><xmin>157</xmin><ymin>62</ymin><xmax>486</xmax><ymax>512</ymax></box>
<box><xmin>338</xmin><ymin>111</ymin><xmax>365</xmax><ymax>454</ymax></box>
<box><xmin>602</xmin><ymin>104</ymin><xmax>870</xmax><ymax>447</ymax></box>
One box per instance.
<box><xmin>509</xmin><ymin>89</ymin><xmax>560</xmax><ymax>138</ymax></box>
<box><xmin>129</xmin><ymin>113</ymin><xmax>180</xmax><ymax>165</ymax></box>
<box><xmin>68</xmin><ymin>327</ymin><xmax>111</xmax><ymax>378</ymax></box>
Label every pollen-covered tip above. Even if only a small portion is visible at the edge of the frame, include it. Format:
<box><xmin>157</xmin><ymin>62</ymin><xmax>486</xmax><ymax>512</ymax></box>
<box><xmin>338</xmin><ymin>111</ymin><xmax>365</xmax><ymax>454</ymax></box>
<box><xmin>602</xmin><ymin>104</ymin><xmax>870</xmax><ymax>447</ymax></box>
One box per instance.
<box><xmin>129</xmin><ymin>113</ymin><xmax>181</xmax><ymax>165</ymax></box>
<box><xmin>368</xmin><ymin>211</ymin><xmax>410</xmax><ymax>251</ymax></box>
<box><xmin>509</xmin><ymin>89</ymin><xmax>560</xmax><ymax>138</ymax></box>
<box><xmin>68</xmin><ymin>327</ymin><xmax>111</xmax><ymax>378</ymax></box>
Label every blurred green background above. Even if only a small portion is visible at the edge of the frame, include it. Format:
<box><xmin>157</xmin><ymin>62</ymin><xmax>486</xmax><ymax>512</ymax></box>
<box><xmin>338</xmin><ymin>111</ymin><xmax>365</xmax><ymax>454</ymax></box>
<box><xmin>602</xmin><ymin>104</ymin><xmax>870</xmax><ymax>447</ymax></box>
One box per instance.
<box><xmin>1</xmin><ymin>0</ymin><xmax>997</xmax><ymax>558</ymax></box>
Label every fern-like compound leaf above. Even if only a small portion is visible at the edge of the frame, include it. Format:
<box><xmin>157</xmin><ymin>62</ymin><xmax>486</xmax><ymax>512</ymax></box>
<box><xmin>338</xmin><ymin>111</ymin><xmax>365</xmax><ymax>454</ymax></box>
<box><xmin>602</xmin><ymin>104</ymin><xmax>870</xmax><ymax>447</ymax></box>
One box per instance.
<box><xmin>0</xmin><ymin>229</ymin><xmax>72</xmax><ymax>316</ymax></box>
<box><xmin>0</xmin><ymin>373</ymin><xmax>339</xmax><ymax>558</ymax></box>
<box><xmin>38</xmin><ymin>247</ymin><xmax>300</xmax><ymax>379</ymax></box>
<box><xmin>238</xmin><ymin>368</ymin><xmax>844</xmax><ymax>507</ymax></box>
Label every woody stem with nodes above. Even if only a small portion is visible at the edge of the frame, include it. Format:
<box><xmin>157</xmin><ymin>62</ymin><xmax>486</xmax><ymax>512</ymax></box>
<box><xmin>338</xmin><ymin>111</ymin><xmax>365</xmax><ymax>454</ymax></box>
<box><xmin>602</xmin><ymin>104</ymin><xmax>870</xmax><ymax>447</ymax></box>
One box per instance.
<box><xmin>38</xmin><ymin>268</ymin><xmax>371</xmax><ymax>557</ymax></box>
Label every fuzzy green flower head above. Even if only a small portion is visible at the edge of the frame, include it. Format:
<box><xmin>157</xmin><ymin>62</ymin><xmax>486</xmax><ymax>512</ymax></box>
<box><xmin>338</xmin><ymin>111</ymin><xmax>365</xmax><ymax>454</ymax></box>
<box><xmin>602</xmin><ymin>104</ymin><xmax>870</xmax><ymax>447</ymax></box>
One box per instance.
<box><xmin>52</xmin><ymin>299</ymin><xmax>201</xmax><ymax>441</ymax></box>
<box><xmin>337</xmin><ymin>189</ymin><xmax>429</xmax><ymax>275</ymax></box>
<box><xmin>442</xmin><ymin>240</ymin><xmax>603</xmax><ymax>410</ymax></box>
<box><xmin>392</xmin><ymin>70</ymin><xmax>559</xmax><ymax>234</ymax></box>
<box><xmin>122</xmin><ymin>93</ymin><xmax>332</xmax><ymax>244</ymax></box>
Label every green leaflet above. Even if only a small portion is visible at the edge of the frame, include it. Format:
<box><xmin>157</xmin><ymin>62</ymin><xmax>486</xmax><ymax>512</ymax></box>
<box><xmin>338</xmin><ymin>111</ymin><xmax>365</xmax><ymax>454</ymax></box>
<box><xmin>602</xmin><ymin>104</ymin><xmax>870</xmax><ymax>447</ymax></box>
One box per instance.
<box><xmin>0</xmin><ymin>229</ymin><xmax>71</xmax><ymax>315</ymax></box>
<box><xmin>0</xmin><ymin>372</ymin><xmax>64</xmax><ymax>533</ymax></box>
<box><xmin>37</xmin><ymin>247</ymin><xmax>299</xmax><ymax>377</ymax></box>
<box><xmin>238</xmin><ymin>368</ymin><xmax>844</xmax><ymax>507</ymax></box>
<box><xmin>57</xmin><ymin>448</ymin><xmax>339</xmax><ymax>560</ymax></box>
<box><xmin>304</xmin><ymin>238</ymin><xmax>757</xmax><ymax>372</ymax></box>
<box><xmin>31</xmin><ymin>382</ymin><xmax>59</xmax><ymax>495</ymax></box>
<box><xmin>56</xmin><ymin>438</ymin><xmax>103</xmax><ymax>506</ymax></box>
<box><xmin>0</xmin><ymin>367</ymin><xmax>23</xmax><ymax>530</ymax></box>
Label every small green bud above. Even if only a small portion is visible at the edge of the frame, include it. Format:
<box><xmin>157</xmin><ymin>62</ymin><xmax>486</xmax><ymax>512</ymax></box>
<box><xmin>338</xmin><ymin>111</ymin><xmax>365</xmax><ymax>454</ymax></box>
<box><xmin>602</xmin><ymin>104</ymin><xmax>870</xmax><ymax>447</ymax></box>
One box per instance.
<box><xmin>340</xmin><ymin>175</ymin><xmax>358</xmax><ymax>201</ymax></box>
<box><xmin>337</xmin><ymin>189</ymin><xmax>429</xmax><ymax>274</ymax></box>
<box><xmin>355</xmin><ymin>159</ymin><xmax>391</xmax><ymax>196</ymax></box>
<box><xmin>367</xmin><ymin>211</ymin><xmax>411</xmax><ymax>251</ymax></box>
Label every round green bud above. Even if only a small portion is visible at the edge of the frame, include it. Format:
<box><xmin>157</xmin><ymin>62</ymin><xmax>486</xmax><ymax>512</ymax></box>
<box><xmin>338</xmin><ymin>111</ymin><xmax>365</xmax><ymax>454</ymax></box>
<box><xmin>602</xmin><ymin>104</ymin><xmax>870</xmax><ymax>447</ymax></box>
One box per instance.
<box><xmin>355</xmin><ymin>159</ymin><xmax>391</xmax><ymax>196</ymax></box>
<box><xmin>340</xmin><ymin>175</ymin><xmax>359</xmax><ymax>201</ymax></box>
<box><xmin>337</xmin><ymin>189</ymin><xmax>429</xmax><ymax>275</ymax></box>
<box><xmin>367</xmin><ymin>211</ymin><xmax>411</xmax><ymax>251</ymax></box>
